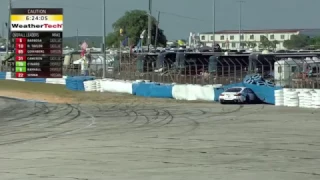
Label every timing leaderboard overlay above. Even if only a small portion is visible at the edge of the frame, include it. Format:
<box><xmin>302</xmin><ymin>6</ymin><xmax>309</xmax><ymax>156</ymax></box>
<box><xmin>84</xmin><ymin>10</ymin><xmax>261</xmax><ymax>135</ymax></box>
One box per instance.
<box><xmin>10</xmin><ymin>8</ymin><xmax>63</xmax><ymax>78</ymax></box>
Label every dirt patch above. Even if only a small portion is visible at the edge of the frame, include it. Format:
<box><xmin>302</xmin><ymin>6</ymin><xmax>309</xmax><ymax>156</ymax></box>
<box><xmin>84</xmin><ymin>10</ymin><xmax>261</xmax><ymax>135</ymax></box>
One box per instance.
<box><xmin>0</xmin><ymin>90</ymin><xmax>74</xmax><ymax>103</ymax></box>
<box><xmin>0</xmin><ymin>80</ymin><xmax>214</xmax><ymax>105</ymax></box>
<box><xmin>0</xmin><ymin>80</ymin><xmax>176</xmax><ymax>104</ymax></box>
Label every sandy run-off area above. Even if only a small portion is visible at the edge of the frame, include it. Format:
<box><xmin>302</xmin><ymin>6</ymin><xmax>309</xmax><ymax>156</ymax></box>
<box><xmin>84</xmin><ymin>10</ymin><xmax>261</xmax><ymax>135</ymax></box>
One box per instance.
<box><xmin>0</xmin><ymin>90</ymin><xmax>74</xmax><ymax>103</ymax></box>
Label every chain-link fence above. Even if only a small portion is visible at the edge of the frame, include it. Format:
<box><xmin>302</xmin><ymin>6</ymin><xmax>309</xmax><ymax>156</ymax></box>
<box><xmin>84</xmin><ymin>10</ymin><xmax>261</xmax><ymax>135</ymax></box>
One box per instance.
<box><xmin>272</xmin><ymin>56</ymin><xmax>320</xmax><ymax>88</ymax></box>
<box><xmin>106</xmin><ymin>52</ymin><xmax>251</xmax><ymax>85</ymax></box>
<box><xmin>250</xmin><ymin>53</ymin><xmax>320</xmax><ymax>88</ymax></box>
<box><xmin>2</xmin><ymin>52</ymin><xmax>320</xmax><ymax>88</ymax></box>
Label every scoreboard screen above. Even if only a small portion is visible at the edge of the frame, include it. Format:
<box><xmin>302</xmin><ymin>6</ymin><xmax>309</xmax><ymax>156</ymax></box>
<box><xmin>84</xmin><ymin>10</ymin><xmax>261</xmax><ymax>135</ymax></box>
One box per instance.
<box><xmin>10</xmin><ymin>8</ymin><xmax>63</xmax><ymax>78</ymax></box>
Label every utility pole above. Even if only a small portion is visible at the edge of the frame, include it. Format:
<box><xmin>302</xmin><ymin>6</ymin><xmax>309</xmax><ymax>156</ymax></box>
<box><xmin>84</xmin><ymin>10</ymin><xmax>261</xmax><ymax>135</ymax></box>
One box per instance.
<box><xmin>6</xmin><ymin>0</ymin><xmax>11</xmax><ymax>54</ymax></box>
<box><xmin>147</xmin><ymin>0</ymin><xmax>152</xmax><ymax>52</ymax></box>
<box><xmin>212</xmin><ymin>0</ymin><xmax>216</xmax><ymax>53</ymax></box>
<box><xmin>154</xmin><ymin>11</ymin><xmax>160</xmax><ymax>48</ymax></box>
<box><xmin>76</xmin><ymin>28</ymin><xmax>79</xmax><ymax>50</ymax></box>
<box><xmin>238</xmin><ymin>1</ymin><xmax>244</xmax><ymax>50</ymax></box>
<box><xmin>1</xmin><ymin>22</ymin><xmax>4</xmax><ymax>38</ymax></box>
<box><xmin>102</xmin><ymin>0</ymin><xmax>107</xmax><ymax>78</ymax></box>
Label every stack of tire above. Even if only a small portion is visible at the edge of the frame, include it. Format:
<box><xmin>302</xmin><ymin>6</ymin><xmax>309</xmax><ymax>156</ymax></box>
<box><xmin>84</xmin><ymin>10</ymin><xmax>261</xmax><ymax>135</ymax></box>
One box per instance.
<box><xmin>243</xmin><ymin>74</ymin><xmax>274</xmax><ymax>87</ymax></box>
<box><xmin>66</xmin><ymin>76</ymin><xmax>95</xmax><ymax>91</ymax></box>
<box><xmin>0</xmin><ymin>72</ymin><xmax>6</xmax><ymax>80</ymax></box>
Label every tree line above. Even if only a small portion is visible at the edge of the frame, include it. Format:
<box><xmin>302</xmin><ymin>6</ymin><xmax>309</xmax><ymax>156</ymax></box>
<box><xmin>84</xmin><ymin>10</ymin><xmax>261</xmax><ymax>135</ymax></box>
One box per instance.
<box><xmin>238</xmin><ymin>36</ymin><xmax>280</xmax><ymax>50</ymax></box>
<box><xmin>106</xmin><ymin>10</ymin><xmax>167</xmax><ymax>48</ymax></box>
<box><xmin>239</xmin><ymin>34</ymin><xmax>320</xmax><ymax>50</ymax></box>
<box><xmin>56</xmin><ymin>10</ymin><xmax>168</xmax><ymax>49</ymax></box>
<box><xmin>282</xmin><ymin>34</ymin><xmax>320</xmax><ymax>50</ymax></box>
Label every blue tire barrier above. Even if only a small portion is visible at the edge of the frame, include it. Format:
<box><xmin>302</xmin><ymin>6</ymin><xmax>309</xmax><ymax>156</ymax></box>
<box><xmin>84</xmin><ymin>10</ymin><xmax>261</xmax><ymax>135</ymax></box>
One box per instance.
<box><xmin>252</xmin><ymin>74</ymin><xmax>261</xmax><ymax>81</ymax></box>
<box><xmin>66</xmin><ymin>76</ymin><xmax>95</xmax><ymax>91</ymax></box>
<box><xmin>251</xmin><ymin>81</ymin><xmax>257</xmax><ymax>84</ymax></box>
<box><xmin>265</xmin><ymin>80</ymin><xmax>274</xmax><ymax>87</ymax></box>
<box><xmin>244</xmin><ymin>74</ymin><xmax>254</xmax><ymax>80</ymax></box>
<box><xmin>256</xmin><ymin>81</ymin><xmax>266</xmax><ymax>86</ymax></box>
<box><xmin>132</xmin><ymin>82</ymin><xmax>152</xmax><ymax>95</ymax></box>
<box><xmin>243</xmin><ymin>77</ymin><xmax>250</xmax><ymax>82</ymax></box>
<box><xmin>244</xmin><ymin>78</ymin><xmax>253</xmax><ymax>84</ymax></box>
<box><xmin>65</xmin><ymin>79</ymin><xmax>78</xmax><ymax>91</ymax></box>
<box><xmin>0</xmin><ymin>72</ymin><xmax>6</xmax><ymax>80</ymax></box>
<box><xmin>243</xmin><ymin>74</ymin><xmax>276</xmax><ymax>87</ymax></box>
<box><xmin>214</xmin><ymin>87</ymin><xmax>225</xmax><ymax>101</ymax></box>
<box><xmin>132</xmin><ymin>82</ymin><xmax>173</xmax><ymax>98</ymax></box>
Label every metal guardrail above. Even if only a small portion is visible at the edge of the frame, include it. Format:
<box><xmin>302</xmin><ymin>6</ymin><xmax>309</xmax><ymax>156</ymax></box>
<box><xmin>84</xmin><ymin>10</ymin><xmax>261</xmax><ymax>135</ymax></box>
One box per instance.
<box><xmin>1</xmin><ymin>52</ymin><xmax>320</xmax><ymax>88</ymax></box>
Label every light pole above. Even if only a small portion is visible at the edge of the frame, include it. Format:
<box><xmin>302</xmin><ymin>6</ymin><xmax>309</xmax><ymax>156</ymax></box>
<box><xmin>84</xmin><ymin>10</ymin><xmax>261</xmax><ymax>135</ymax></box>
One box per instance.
<box><xmin>212</xmin><ymin>0</ymin><xmax>216</xmax><ymax>53</ymax></box>
<box><xmin>154</xmin><ymin>11</ymin><xmax>160</xmax><ymax>48</ymax></box>
<box><xmin>76</xmin><ymin>28</ymin><xmax>79</xmax><ymax>50</ymax></box>
<box><xmin>6</xmin><ymin>0</ymin><xmax>12</xmax><ymax>54</ymax></box>
<box><xmin>238</xmin><ymin>1</ymin><xmax>244</xmax><ymax>50</ymax></box>
<box><xmin>1</xmin><ymin>22</ymin><xmax>4</xmax><ymax>38</ymax></box>
<box><xmin>102</xmin><ymin>0</ymin><xmax>107</xmax><ymax>78</ymax></box>
<box><xmin>147</xmin><ymin>0</ymin><xmax>152</xmax><ymax>52</ymax></box>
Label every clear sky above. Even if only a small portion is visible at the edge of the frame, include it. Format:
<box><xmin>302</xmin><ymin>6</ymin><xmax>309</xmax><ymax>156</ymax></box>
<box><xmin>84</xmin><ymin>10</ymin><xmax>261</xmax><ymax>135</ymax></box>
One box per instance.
<box><xmin>0</xmin><ymin>0</ymin><xmax>320</xmax><ymax>40</ymax></box>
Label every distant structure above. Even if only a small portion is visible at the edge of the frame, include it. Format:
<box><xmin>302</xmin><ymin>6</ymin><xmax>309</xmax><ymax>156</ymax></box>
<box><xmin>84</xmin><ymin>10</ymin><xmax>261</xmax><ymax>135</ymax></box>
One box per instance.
<box><xmin>199</xmin><ymin>29</ymin><xmax>320</xmax><ymax>50</ymax></box>
<box><xmin>188</xmin><ymin>32</ymin><xmax>201</xmax><ymax>49</ymax></box>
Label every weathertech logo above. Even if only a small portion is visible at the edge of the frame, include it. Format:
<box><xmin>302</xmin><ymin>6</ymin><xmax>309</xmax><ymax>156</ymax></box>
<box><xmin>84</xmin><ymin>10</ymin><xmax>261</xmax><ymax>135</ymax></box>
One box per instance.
<box><xmin>11</xmin><ymin>23</ymin><xmax>63</xmax><ymax>28</ymax></box>
<box><xmin>10</xmin><ymin>22</ymin><xmax>63</xmax><ymax>31</ymax></box>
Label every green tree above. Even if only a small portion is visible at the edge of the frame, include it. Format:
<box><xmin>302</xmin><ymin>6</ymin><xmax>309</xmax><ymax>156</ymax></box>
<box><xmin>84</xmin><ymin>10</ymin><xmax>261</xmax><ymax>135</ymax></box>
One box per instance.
<box><xmin>105</xmin><ymin>32</ymin><xmax>119</xmax><ymax>48</ymax></box>
<box><xmin>246</xmin><ymin>42</ymin><xmax>256</xmax><ymax>48</ymax></box>
<box><xmin>105</xmin><ymin>10</ymin><xmax>167</xmax><ymax>47</ymax></box>
<box><xmin>259</xmin><ymin>35</ymin><xmax>271</xmax><ymax>49</ymax></box>
<box><xmin>283</xmin><ymin>34</ymin><xmax>310</xmax><ymax>49</ymax></box>
<box><xmin>240</xmin><ymin>42</ymin><xmax>247</xmax><ymax>48</ymax></box>
<box><xmin>308</xmin><ymin>36</ymin><xmax>320</xmax><ymax>49</ymax></box>
<box><xmin>270</xmin><ymin>40</ymin><xmax>279</xmax><ymax>50</ymax></box>
<box><xmin>0</xmin><ymin>37</ymin><xmax>6</xmax><ymax>45</ymax></box>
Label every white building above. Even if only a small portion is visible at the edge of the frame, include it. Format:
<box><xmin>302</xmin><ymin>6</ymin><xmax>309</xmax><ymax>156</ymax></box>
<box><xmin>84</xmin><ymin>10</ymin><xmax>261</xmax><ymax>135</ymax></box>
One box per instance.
<box><xmin>199</xmin><ymin>29</ymin><xmax>320</xmax><ymax>50</ymax></box>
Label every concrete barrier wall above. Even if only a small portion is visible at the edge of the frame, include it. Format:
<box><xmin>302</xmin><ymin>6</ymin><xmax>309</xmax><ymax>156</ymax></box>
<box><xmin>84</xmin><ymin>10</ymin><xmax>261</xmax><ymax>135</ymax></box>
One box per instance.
<box><xmin>0</xmin><ymin>72</ymin><xmax>282</xmax><ymax>104</ymax></box>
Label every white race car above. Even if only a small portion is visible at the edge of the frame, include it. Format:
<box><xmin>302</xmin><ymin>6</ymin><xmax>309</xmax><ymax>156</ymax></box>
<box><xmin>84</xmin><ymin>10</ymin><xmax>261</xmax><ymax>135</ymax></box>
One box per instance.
<box><xmin>219</xmin><ymin>87</ymin><xmax>256</xmax><ymax>104</ymax></box>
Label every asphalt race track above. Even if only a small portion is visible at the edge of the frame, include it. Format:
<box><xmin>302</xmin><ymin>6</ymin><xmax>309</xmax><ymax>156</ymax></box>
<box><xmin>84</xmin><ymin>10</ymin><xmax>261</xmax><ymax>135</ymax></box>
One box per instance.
<box><xmin>1</xmin><ymin>97</ymin><xmax>320</xmax><ymax>180</ymax></box>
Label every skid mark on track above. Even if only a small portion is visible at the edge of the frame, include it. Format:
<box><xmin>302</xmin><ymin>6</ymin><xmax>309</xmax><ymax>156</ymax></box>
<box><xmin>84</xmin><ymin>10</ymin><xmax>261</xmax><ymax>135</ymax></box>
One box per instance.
<box><xmin>45</xmin><ymin>104</ymin><xmax>81</xmax><ymax>128</ymax></box>
<box><xmin>2</xmin><ymin>104</ymin><xmax>44</xmax><ymax>122</ymax></box>
<box><xmin>1</xmin><ymin>98</ymin><xmax>320</xmax><ymax>179</ymax></box>
<box><xmin>0</xmin><ymin>101</ymin><xmax>261</xmax><ymax>142</ymax></box>
<box><xmin>61</xmin><ymin>105</ymin><xmax>96</xmax><ymax>135</ymax></box>
<box><xmin>0</xmin><ymin>102</ymin><xmax>96</xmax><ymax>146</ymax></box>
<box><xmin>74</xmin><ymin>104</ymin><xmax>246</xmax><ymax>137</ymax></box>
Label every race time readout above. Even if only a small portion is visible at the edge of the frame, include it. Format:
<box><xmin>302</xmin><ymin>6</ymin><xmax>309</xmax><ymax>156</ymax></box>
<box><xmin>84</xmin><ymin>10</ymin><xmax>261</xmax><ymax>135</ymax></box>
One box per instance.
<box><xmin>10</xmin><ymin>8</ymin><xmax>63</xmax><ymax>78</ymax></box>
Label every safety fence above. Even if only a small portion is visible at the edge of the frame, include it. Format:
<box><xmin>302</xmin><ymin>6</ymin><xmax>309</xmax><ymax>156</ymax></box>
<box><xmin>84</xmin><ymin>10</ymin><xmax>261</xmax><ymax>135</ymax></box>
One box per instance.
<box><xmin>3</xmin><ymin>70</ymin><xmax>320</xmax><ymax>108</ymax></box>
<box><xmin>0</xmin><ymin>71</ymin><xmax>280</xmax><ymax>104</ymax></box>
<box><xmin>271</xmin><ymin>56</ymin><xmax>320</xmax><ymax>89</ymax></box>
<box><xmin>2</xmin><ymin>52</ymin><xmax>320</xmax><ymax>88</ymax></box>
<box><xmin>0</xmin><ymin>53</ymin><xmax>249</xmax><ymax>85</ymax></box>
<box><xmin>49</xmin><ymin>73</ymin><xmax>280</xmax><ymax>104</ymax></box>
